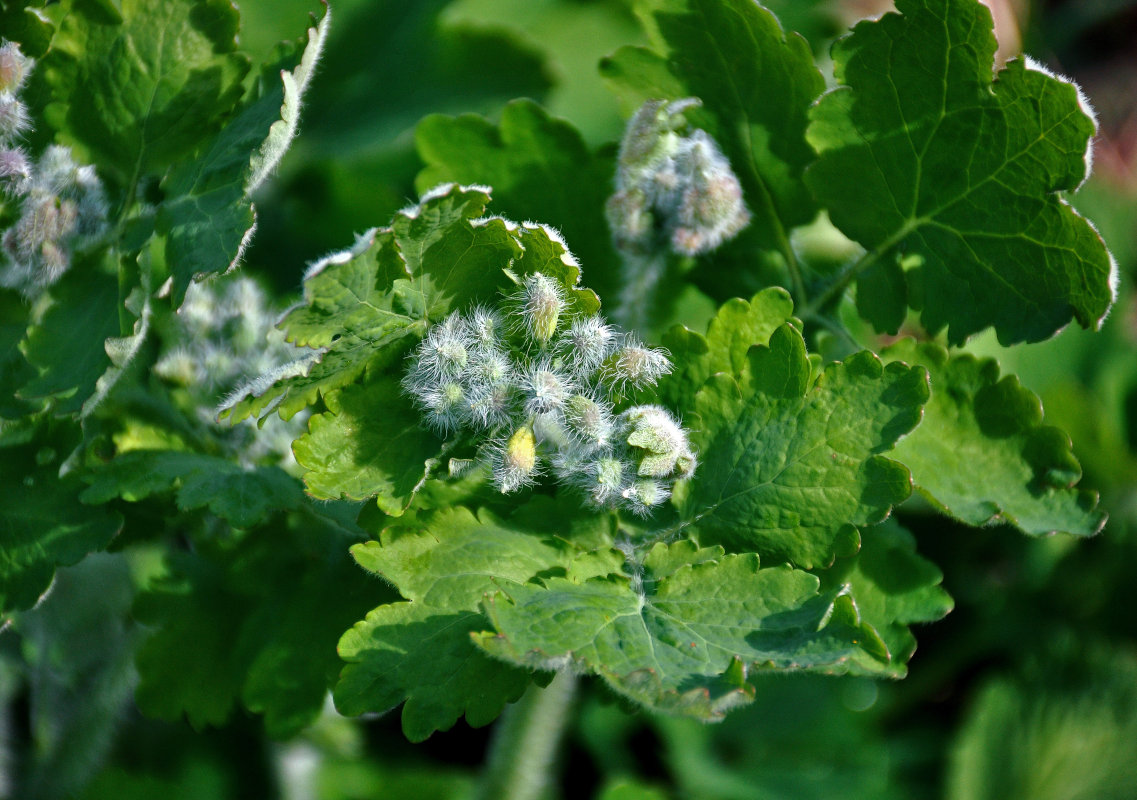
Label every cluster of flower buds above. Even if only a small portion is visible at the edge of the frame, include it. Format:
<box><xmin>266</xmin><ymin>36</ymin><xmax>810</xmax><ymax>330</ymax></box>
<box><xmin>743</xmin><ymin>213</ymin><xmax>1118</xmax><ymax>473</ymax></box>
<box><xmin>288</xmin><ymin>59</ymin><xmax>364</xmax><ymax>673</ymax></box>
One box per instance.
<box><xmin>156</xmin><ymin>276</ymin><xmax>309</xmax><ymax>468</ymax></box>
<box><xmin>606</xmin><ymin>98</ymin><xmax>750</xmax><ymax>258</ymax></box>
<box><xmin>0</xmin><ymin>40</ymin><xmax>107</xmax><ymax>297</ymax></box>
<box><xmin>403</xmin><ymin>271</ymin><xmax>696</xmax><ymax>515</ymax></box>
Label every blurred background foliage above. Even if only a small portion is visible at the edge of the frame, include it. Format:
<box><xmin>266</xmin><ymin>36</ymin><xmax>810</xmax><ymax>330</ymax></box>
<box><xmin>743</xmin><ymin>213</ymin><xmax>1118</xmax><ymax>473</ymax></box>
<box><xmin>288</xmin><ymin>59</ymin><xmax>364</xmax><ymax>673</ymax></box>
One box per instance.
<box><xmin>2</xmin><ymin>0</ymin><xmax>1136</xmax><ymax>798</ymax></box>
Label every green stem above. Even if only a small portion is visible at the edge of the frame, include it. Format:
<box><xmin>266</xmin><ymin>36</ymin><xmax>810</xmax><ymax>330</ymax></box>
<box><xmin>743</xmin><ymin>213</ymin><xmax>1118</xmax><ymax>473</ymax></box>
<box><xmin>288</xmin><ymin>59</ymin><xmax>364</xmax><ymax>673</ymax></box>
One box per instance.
<box><xmin>801</xmin><ymin>222</ymin><xmax>919</xmax><ymax>318</ymax></box>
<box><xmin>475</xmin><ymin>671</ymin><xmax>579</xmax><ymax>800</ymax></box>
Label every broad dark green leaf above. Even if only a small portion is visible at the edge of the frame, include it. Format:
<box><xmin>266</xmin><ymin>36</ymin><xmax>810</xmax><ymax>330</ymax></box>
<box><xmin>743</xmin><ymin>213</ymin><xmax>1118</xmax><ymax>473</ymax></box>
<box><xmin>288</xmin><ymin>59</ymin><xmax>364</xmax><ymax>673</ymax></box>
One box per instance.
<box><xmin>134</xmin><ymin>506</ymin><xmax>374</xmax><ymax>738</ymax></box>
<box><xmin>40</xmin><ymin>0</ymin><xmax>250</xmax><ymax>185</ymax></box>
<box><xmin>156</xmin><ymin>6</ymin><xmax>329</xmax><ymax>302</ymax></box>
<box><xmin>684</xmin><ymin>324</ymin><xmax>929</xmax><ymax>568</ymax></box>
<box><xmin>0</xmin><ymin>443</ymin><xmax>122</xmax><ymax>618</ymax></box>
<box><xmin>336</xmin><ymin>505</ymin><xmax>621</xmax><ymax>741</ymax></box>
<box><xmin>293</xmin><ymin>378</ymin><xmax>440</xmax><ymax>515</ymax></box>
<box><xmin>415</xmin><ymin>99</ymin><xmax>620</xmax><ymax>301</ymax></box>
<box><xmin>602</xmin><ymin>0</ymin><xmax>825</xmax><ymax>250</ymax></box>
<box><xmin>818</xmin><ymin>519</ymin><xmax>953</xmax><ymax>677</ymax></box>
<box><xmin>476</xmin><ymin>540</ymin><xmax>889</xmax><ymax>720</ymax></box>
<box><xmin>658</xmin><ymin>287</ymin><xmax>796</xmax><ymax>416</ymax></box>
<box><xmin>18</xmin><ymin>264</ymin><xmax>119</xmax><ymax>416</ymax></box>
<box><xmin>884</xmin><ymin>339</ymin><xmax>1105</xmax><ymax>536</ymax></box>
<box><xmin>80</xmin><ymin>450</ymin><xmax>303</xmax><ymax>528</ymax></box>
<box><xmin>806</xmin><ymin>0</ymin><xmax>1115</xmax><ymax>345</ymax></box>
<box><xmin>0</xmin><ymin>289</ymin><xmax>39</xmax><ymax>418</ymax></box>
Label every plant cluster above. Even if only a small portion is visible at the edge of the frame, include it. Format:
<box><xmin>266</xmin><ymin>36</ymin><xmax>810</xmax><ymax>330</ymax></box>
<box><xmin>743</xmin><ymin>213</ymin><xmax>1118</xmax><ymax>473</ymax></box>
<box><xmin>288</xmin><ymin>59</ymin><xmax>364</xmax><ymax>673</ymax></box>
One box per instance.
<box><xmin>0</xmin><ymin>40</ymin><xmax>106</xmax><ymax>298</ymax></box>
<box><xmin>1</xmin><ymin>0</ymin><xmax>1134</xmax><ymax>797</ymax></box>
<box><xmin>403</xmin><ymin>269</ymin><xmax>694</xmax><ymax>514</ymax></box>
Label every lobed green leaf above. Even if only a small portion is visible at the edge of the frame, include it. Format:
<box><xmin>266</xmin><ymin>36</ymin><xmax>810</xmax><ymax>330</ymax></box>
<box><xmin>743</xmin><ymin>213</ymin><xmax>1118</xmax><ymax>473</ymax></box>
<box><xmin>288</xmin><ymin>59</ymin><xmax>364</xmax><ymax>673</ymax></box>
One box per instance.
<box><xmin>806</xmin><ymin>0</ymin><xmax>1115</xmax><ymax>344</ymax></box>
<box><xmin>475</xmin><ymin>540</ymin><xmax>890</xmax><ymax>720</ymax></box>
<box><xmin>684</xmin><ymin>323</ymin><xmax>929</xmax><ymax>568</ymax></box>
<box><xmin>884</xmin><ymin>338</ymin><xmax>1105</xmax><ymax>536</ymax></box>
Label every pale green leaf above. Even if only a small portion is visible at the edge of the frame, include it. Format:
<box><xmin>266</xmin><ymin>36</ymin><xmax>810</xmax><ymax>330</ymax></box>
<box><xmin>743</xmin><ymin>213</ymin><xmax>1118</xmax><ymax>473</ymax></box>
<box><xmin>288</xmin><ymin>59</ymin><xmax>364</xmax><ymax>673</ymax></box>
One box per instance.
<box><xmin>476</xmin><ymin>541</ymin><xmax>889</xmax><ymax>720</ymax></box>
<box><xmin>335</xmin><ymin>505</ymin><xmax>621</xmax><ymax>740</ymax></box>
<box><xmin>884</xmin><ymin>339</ymin><xmax>1105</xmax><ymax>536</ymax></box>
<box><xmin>684</xmin><ymin>323</ymin><xmax>929</xmax><ymax>568</ymax></box>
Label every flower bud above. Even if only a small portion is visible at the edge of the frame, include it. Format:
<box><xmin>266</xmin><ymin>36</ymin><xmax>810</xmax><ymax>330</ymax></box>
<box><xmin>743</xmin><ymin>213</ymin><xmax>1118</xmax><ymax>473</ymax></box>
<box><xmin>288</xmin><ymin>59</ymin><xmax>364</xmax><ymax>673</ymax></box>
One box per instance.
<box><xmin>563</xmin><ymin>393</ymin><xmax>615</xmax><ymax>452</ymax></box>
<box><xmin>621</xmin><ymin>478</ymin><xmax>670</xmax><ymax>516</ymax></box>
<box><xmin>0</xmin><ymin>41</ymin><xmax>32</xmax><ymax>94</ymax></box>
<box><xmin>0</xmin><ymin>92</ymin><xmax>31</xmax><ymax>143</ymax></box>
<box><xmin>0</xmin><ymin>146</ymin><xmax>30</xmax><ymax>196</ymax></box>
<box><xmin>622</xmin><ymin>405</ymin><xmax>696</xmax><ymax>479</ymax></box>
<box><xmin>517</xmin><ymin>272</ymin><xmax>564</xmax><ymax>346</ymax></box>
<box><xmin>558</xmin><ymin>315</ymin><xmax>617</xmax><ymax>377</ymax></box>
<box><xmin>493</xmin><ymin>425</ymin><xmax>539</xmax><ymax>492</ymax></box>
<box><xmin>604</xmin><ymin>337</ymin><xmax>672</xmax><ymax>392</ymax></box>
<box><xmin>523</xmin><ymin>361</ymin><xmax>573</xmax><ymax>416</ymax></box>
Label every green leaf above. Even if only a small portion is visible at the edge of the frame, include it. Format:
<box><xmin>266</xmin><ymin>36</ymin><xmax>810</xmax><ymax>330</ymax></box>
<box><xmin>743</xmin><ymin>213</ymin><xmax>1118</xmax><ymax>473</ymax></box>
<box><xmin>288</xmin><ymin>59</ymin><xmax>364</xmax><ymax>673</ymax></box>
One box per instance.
<box><xmin>0</xmin><ymin>442</ymin><xmax>122</xmax><ymax>618</ymax></box>
<box><xmin>293</xmin><ymin>378</ymin><xmax>441</xmax><ymax>515</ymax></box>
<box><xmin>41</xmin><ymin>0</ymin><xmax>250</xmax><ymax>185</ymax></box>
<box><xmin>476</xmin><ymin>541</ymin><xmax>888</xmax><ymax>720</ymax></box>
<box><xmin>658</xmin><ymin>286</ymin><xmax>796</xmax><ymax>416</ymax></box>
<box><xmin>415</xmin><ymin>99</ymin><xmax>620</xmax><ymax>301</ymax></box>
<box><xmin>884</xmin><ymin>339</ymin><xmax>1105</xmax><ymax>537</ymax></box>
<box><xmin>156</xmin><ymin>6</ymin><xmax>330</xmax><ymax>302</ymax></box>
<box><xmin>220</xmin><ymin>184</ymin><xmax>523</xmax><ymax>423</ymax></box>
<box><xmin>134</xmin><ymin>506</ymin><xmax>375</xmax><ymax>738</ymax></box>
<box><xmin>818</xmin><ymin>518</ymin><xmax>953</xmax><ymax>677</ymax></box>
<box><xmin>602</xmin><ymin>0</ymin><xmax>825</xmax><ymax>250</ymax></box>
<box><xmin>335</xmin><ymin>505</ymin><xmax>620</xmax><ymax>741</ymax></box>
<box><xmin>80</xmin><ymin>450</ymin><xmax>303</xmax><ymax>528</ymax></box>
<box><xmin>18</xmin><ymin>264</ymin><xmax>119</xmax><ymax>416</ymax></box>
<box><xmin>805</xmin><ymin>0</ymin><xmax>1115</xmax><ymax>345</ymax></box>
<box><xmin>684</xmin><ymin>323</ymin><xmax>929</xmax><ymax>568</ymax></box>
<box><xmin>0</xmin><ymin>289</ymin><xmax>39</xmax><ymax>418</ymax></box>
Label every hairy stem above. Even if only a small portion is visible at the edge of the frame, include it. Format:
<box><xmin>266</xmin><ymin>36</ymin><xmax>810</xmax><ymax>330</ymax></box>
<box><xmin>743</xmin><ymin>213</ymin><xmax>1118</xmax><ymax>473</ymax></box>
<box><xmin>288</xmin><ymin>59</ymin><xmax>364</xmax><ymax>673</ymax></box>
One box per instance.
<box><xmin>475</xmin><ymin>671</ymin><xmax>579</xmax><ymax>800</ymax></box>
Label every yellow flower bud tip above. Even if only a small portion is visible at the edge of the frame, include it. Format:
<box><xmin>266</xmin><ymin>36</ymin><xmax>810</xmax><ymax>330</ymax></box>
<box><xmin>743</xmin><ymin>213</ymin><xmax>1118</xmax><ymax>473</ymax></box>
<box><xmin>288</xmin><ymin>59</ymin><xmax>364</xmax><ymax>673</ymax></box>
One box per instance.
<box><xmin>492</xmin><ymin>425</ymin><xmax>540</xmax><ymax>492</ymax></box>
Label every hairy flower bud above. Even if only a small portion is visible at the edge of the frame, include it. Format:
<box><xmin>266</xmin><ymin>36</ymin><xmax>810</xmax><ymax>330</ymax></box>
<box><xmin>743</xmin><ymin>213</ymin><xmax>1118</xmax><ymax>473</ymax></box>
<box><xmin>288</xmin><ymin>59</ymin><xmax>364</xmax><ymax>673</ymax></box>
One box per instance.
<box><xmin>604</xmin><ymin>337</ymin><xmax>672</xmax><ymax>392</ymax></box>
<box><xmin>0</xmin><ymin>92</ymin><xmax>30</xmax><ymax>142</ymax></box>
<box><xmin>623</xmin><ymin>405</ymin><xmax>697</xmax><ymax>479</ymax></box>
<box><xmin>0</xmin><ymin>41</ymin><xmax>32</xmax><ymax>94</ymax></box>
<box><xmin>493</xmin><ymin>425</ymin><xmax>539</xmax><ymax>492</ymax></box>
<box><xmin>516</xmin><ymin>272</ymin><xmax>564</xmax><ymax>346</ymax></box>
<box><xmin>523</xmin><ymin>361</ymin><xmax>573</xmax><ymax>416</ymax></box>
<box><xmin>621</xmin><ymin>478</ymin><xmax>671</xmax><ymax>516</ymax></box>
<box><xmin>563</xmin><ymin>393</ymin><xmax>615</xmax><ymax>453</ymax></box>
<box><xmin>558</xmin><ymin>315</ymin><xmax>617</xmax><ymax>377</ymax></box>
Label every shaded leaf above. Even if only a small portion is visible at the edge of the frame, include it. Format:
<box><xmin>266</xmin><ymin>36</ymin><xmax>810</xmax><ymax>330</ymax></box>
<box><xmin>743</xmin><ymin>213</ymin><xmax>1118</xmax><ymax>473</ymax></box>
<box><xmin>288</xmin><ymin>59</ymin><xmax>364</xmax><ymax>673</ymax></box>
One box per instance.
<box><xmin>40</xmin><ymin>0</ymin><xmax>249</xmax><ymax>184</ymax></box>
<box><xmin>818</xmin><ymin>518</ymin><xmax>953</xmax><ymax>677</ymax></box>
<box><xmin>884</xmin><ymin>338</ymin><xmax>1105</xmax><ymax>536</ymax></box>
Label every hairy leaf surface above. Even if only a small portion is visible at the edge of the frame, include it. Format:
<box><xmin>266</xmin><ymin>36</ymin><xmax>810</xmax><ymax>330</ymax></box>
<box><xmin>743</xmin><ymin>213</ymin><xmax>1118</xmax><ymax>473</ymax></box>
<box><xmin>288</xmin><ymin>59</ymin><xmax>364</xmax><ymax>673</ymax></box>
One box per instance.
<box><xmin>157</xmin><ymin>6</ymin><xmax>330</xmax><ymax>302</ymax></box>
<box><xmin>806</xmin><ymin>0</ymin><xmax>1115</xmax><ymax>344</ymax></box>
<box><xmin>685</xmin><ymin>324</ymin><xmax>929</xmax><ymax>568</ymax></box>
<box><xmin>885</xmin><ymin>339</ymin><xmax>1105</xmax><ymax>536</ymax></box>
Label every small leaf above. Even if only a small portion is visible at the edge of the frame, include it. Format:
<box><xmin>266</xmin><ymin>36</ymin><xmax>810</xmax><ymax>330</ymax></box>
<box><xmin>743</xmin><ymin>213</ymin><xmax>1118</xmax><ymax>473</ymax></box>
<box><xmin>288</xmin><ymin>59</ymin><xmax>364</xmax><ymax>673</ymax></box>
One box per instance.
<box><xmin>18</xmin><ymin>264</ymin><xmax>119</xmax><ymax>416</ymax></box>
<box><xmin>658</xmin><ymin>286</ymin><xmax>796</xmax><ymax>415</ymax></box>
<box><xmin>685</xmin><ymin>323</ymin><xmax>929</xmax><ymax>568</ymax></box>
<box><xmin>220</xmin><ymin>185</ymin><xmax>523</xmax><ymax>424</ymax></box>
<box><xmin>416</xmin><ymin>100</ymin><xmax>619</xmax><ymax>300</ymax></box>
<box><xmin>805</xmin><ymin>0</ymin><xmax>1115</xmax><ymax>344</ymax></box>
<box><xmin>884</xmin><ymin>339</ymin><xmax>1105</xmax><ymax>536</ymax></box>
<box><xmin>476</xmin><ymin>542</ymin><xmax>887</xmax><ymax>720</ymax></box>
<box><xmin>292</xmin><ymin>377</ymin><xmax>441</xmax><ymax>515</ymax></box>
<box><xmin>157</xmin><ymin>6</ymin><xmax>330</xmax><ymax>302</ymax></box>
<box><xmin>818</xmin><ymin>518</ymin><xmax>953</xmax><ymax>677</ymax></box>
